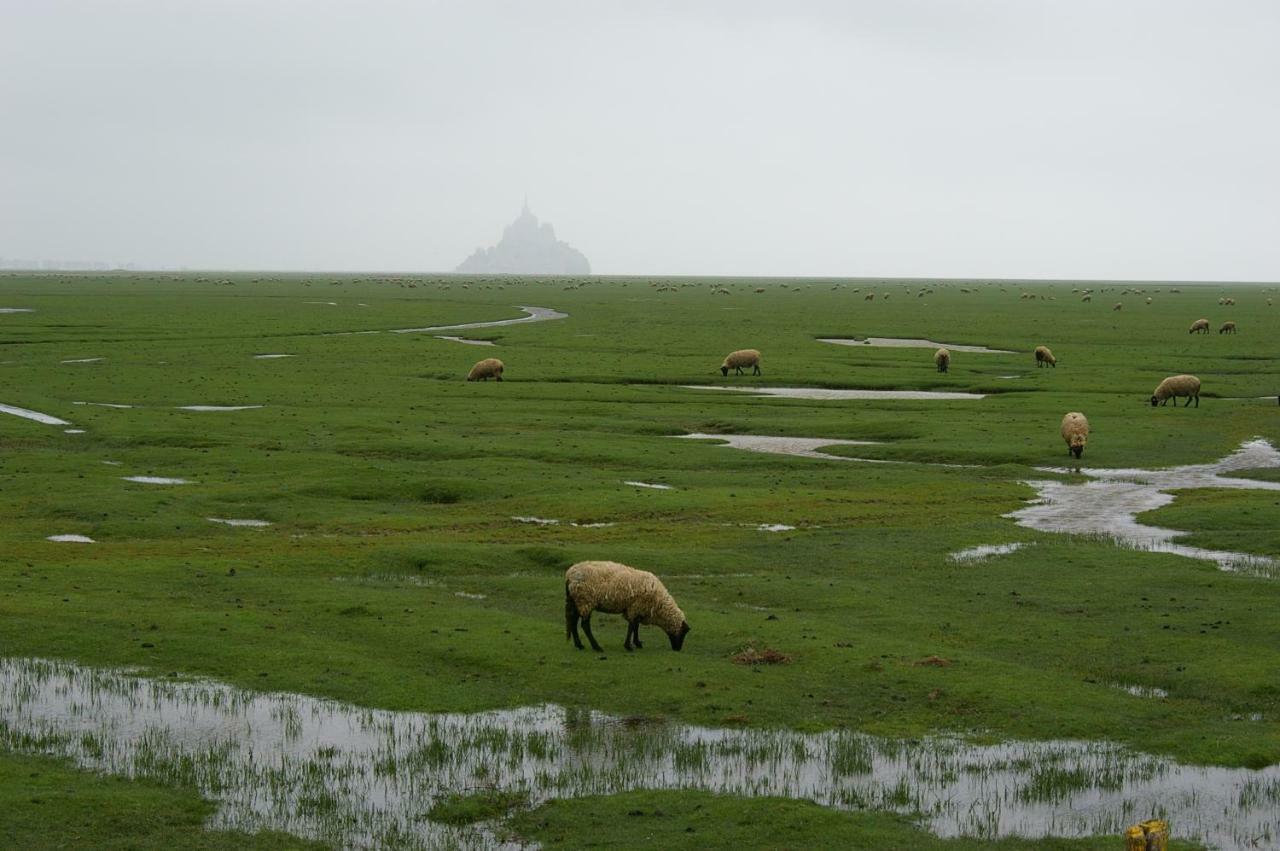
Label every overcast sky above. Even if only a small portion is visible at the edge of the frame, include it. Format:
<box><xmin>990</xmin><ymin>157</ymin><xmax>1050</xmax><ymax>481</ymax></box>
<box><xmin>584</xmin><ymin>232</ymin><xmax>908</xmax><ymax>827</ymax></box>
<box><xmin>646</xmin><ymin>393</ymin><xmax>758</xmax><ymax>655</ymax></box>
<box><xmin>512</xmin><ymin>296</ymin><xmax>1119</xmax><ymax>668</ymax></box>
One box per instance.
<box><xmin>2</xmin><ymin>1</ymin><xmax>1278</xmax><ymax>280</ymax></box>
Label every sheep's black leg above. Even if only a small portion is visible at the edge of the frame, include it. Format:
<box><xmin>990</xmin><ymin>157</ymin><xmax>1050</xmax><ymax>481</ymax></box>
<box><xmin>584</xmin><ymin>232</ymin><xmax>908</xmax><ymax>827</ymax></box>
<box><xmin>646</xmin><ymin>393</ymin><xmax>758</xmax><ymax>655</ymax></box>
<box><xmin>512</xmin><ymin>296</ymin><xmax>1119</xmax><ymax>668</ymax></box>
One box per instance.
<box><xmin>624</xmin><ymin>622</ymin><xmax>633</xmax><ymax>652</ymax></box>
<box><xmin>631</xmin><ymin>619</ymin><xmax>643</xmax><ymax>649</ymax></box>
<box><xmin>567</xmin><ymin>592</ymin><xmax>585</xmax><ymax>650</ymax></box>
<box><xmin>581</xmin><ymin>615</ymin><xmax>603</xmax><ymax>652</ymax></box>
<box><xmin>753</xmin><ymin>364</ymin><xmax>761</xmax><ymax>375</ymax></box>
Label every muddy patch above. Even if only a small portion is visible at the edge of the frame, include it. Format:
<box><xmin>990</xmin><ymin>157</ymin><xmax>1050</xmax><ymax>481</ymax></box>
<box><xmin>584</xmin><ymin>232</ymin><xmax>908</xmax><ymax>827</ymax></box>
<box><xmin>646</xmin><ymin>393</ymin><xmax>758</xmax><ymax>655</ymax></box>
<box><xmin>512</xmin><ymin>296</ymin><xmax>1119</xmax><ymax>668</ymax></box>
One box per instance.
<box><xmin>207</xmin><ymin>518</ymin><xmax>271</xmax><ymax>528</ymax></box>
<box><xmin>391</xmin><ymin>305</ymin><xmax>566</xmax><ymax>334</ymax></box>
<box><xmin>435</xmin><ymin>336</ymin><xmax>496</xmax><ymax>346</ymax></box>
<box><xmin>121</xmin><ymin>476</ymin><xmax>190</xmax><ymax>485</ymax></box>
<box><xmin>1008</xmin><ymin>439</ymin><xmax>1280</xmax><ymax>572</ymax></box>
<box><xmin>819</xmin><ymin>337</ymin><xmax>1014</xmax><ymax>354</ymax></box>
<box><xmin>682</xmin><ymin>385</ymin><xmax>986</xmax><ymax>401</ymax></box>
<box><xmin>0</xmin><ymin>403</ymin><xmax>70</xmax><ymax>426</ymax></box>
<box><xmin>1</xmin><ymin>657</ymin><xmax>1277</xmax><ymax>850</ymax></box>
<box><xmin>949</xmin><ymin>543</ymin><xmax>1030</xmax><ymax>564</ymax></box>
<box><xmin>45</xmin><ymin>534</ymin><xmax>95</xmax><ymax>543</ymax></box>
<box><xmin>675</xmin><ymin>433</ymin><xmax>883</xmax><ymax>462</ymax></box>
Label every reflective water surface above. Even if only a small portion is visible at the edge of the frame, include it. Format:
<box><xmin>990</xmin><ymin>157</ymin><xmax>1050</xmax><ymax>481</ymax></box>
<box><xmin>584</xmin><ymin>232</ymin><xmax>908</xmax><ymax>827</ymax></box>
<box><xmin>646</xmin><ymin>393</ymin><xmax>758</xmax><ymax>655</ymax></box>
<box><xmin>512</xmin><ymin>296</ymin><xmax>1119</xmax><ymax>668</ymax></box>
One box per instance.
<box><xmin>2</xmin><ymin>657</ymin><xmax>1277</xmax><ymax>850</ymax></box>
<box><xmin>1009</xmin><ymin>439</ymin><xmax>1280</xmax><ymax>571</ymax></box>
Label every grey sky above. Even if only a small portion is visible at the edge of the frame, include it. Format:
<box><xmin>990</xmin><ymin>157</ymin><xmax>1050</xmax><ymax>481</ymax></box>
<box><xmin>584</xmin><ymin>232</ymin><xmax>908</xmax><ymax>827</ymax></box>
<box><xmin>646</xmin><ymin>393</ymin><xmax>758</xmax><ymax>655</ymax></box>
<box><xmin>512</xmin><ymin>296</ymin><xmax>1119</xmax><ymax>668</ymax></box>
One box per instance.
<box><xmin>3</xmin><ymin>1</ymin><xmax>1278</xmax><ymax>280</ymax></box>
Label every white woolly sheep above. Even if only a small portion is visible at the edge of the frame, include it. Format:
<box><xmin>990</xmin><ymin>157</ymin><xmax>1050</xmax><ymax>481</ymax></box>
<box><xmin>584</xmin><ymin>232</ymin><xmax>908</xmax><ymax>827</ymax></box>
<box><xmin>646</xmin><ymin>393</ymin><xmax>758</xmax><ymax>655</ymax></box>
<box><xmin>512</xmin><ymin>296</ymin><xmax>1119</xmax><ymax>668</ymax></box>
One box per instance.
<box><xmin>1219</xmin><ymin>321</ymin><xmax>1236</xmax><ymax>334</ymax></box>
<box><xmin>1189</xmin><ymin>318</ymin><xmax>1210</xmax><ymax>334</ymax></box>
<box><xmin>565</xmin><ymin>560</ymin><xmax>690</xmax><ymax>652</ymax></box>
<box><xmin>1034</xmin><ymin>345</ymin><xmax>1056</xmax><ymax>368</ymax></box>
<box><xmin>934</xmin><ymin>347</ymin><xmax>950</xmax><ymax>373</ymax></box>
<box><xmin>1151</xmin><ymin>374</ymin><xmax>1201</xmax><ymax>408</ymax></box>
<box><xmin>466</xmin><ymin>357</ymin><xmax>505</xmax><ymax>381</ymax></box>
<box><xmin>864</xmin><ymin>292</ymin><xmax>875</xmax><ymax>301</ymax></box>
<box><xmin>1113</xmin><ymin>302</ymin><xmax>1122</xmax><ymax>311</ymax></box>
<box><xmin>1061</xmin><ymin>412</ymin><xmax>1089</xmax><ymax>460</ymax></box>
<box><xmin>1081</xmin><ymin>295</ymin><xmax>1091</xmax><ymax>302</ymax></box>
<box><xmin>721</xmin><ymin>348</ymin><xmax>762</xmax><ymax>376</ymax></box>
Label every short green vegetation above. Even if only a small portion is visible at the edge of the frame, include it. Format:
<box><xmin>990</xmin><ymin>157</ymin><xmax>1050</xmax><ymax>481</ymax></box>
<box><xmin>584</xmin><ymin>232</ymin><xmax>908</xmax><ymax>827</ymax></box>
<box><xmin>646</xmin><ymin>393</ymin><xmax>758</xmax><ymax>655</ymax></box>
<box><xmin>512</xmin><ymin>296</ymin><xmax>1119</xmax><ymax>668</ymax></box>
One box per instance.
<box><xmin>1</xmin><ymin>272</ymin><xmax>1276</xmax><ymax>846</ymax></box>
<box><xmin>508</xmin><ymin>790</ymin><xmax>1206</xmax><ymax>849</ymax></box>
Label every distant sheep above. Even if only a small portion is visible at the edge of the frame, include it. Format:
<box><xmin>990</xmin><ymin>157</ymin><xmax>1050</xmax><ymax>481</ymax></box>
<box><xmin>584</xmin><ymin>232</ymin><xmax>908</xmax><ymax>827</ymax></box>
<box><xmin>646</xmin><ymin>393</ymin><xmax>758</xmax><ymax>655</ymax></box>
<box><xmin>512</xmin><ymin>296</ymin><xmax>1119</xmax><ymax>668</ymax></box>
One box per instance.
<box><xmin>1113</xmin><ymin>302</ymin><xmax>1122</xmax><ymax>311</ymax></box>
<box><xmin>1081</xmin><ymin>295</ymin><xmax>1092</xmax><ymax>302</ymax></box>
<box><xmin>1034</xmin><ymin>345</ymin><xmax>1057</xmax><ymax>368</ymax></box>
<box><xmin>934</xmin><ymin>347</ymin><xmax>950</xmax><ymax>373</ymax></box>
<box><xmin>1151</xmin><ymin>374</ymin><xmax>1201</xmax><ymax>408</ymax></box>
<box><xmin>1061</xmin><ymin>412</ymin><xmax>1089</xmax><ymax>460</ymax></box>
<box><xmin>466</xmin><ymin>357</ymin><xmax>504</xmax><ymax>381</ymax></box>
<box><xmin>865</xmin><ymin>292</ymin><xmax>875</xmax><ymax>301</ymax></box>
<box><xmin>721</xmin><ymin>348</ymin><xmax>762</xmax><ymax>376</ymax></box>
<box><xmin>1219</xmin><ymin>321</ymin><xmax>1236</xmax><ymax>334</ymax></box>
<box><xmin>565</xmin><ymin>560</ymin><xmax>690</xmax><ymax>652</ymax></box>
<box><xmin>1189</xmin><ymin>318</ymin><xmax>1210</xmax><ymax>334</ymax></box>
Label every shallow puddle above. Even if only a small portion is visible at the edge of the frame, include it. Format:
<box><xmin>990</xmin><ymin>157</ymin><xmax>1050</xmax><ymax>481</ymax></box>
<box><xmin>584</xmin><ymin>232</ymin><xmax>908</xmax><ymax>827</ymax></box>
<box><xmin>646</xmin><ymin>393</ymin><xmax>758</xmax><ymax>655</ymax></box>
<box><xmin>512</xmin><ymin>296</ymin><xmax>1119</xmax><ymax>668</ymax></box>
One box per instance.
<box><xmin>207</xmin><ymin>518</ymin><xmax>271</xmax><ymax>528</ymax></box>
<box><xmin>74</xmin><ymin>401</ymin><xmax>133</xmax><ymax>409</ymax></box>
<box><xmin>948</xmin><ymin>543</ymin><xmax>1029</xmax><ymax>563</ymax></box>
<box><xmin>121</xmin><ymin>476</ymin><xmax>190</xmax><ymax>485</ymax></box>
<box><xmin>253</xmin><ymin>354</ymin><xmax>296</xmax><ymax>359</ymax></box>
<box><xmin>624</xmin><ymin>481</ymin><xmax>674</xmax><ymax>490</ymax></box>
<box><xmin>0</xmin><ymin>308</ymin><xmax>33</xmax><ymax>313</ymax></box>
<box><xmin>63</xmin><ymin>429</ymin><xmax>85</xmax><ymax>434</ymax></box>
<box><xmin>682</xmin><ymin>385</ymin><xmax>986</xmax><ymax>401</ymax></box>
<box><xmin>0</xmin><ymin>402</ymin><xmax>70</xmax><ymax>426</ymax></box>
<box><xmin>45</xmin><ymin>534</ymin><xmax>95</xmax><ymax>543</ymax></box>
<box><xmin>819</xmin><ymin>337</ymin><xmax>1014</xmax><ymax>354</ymax></box>
<box><xmin>1009</xmin><ymin>439</ymin><xmax>1280</xmax><ymax>571</ymax></box>
<box><xmin>1</xmin><ymin>657</ymin><xmax>1276</xmax><ymax>850</ymax></box>
<box><xmin>177</xmin><ymin>405</ymin><xmax>264</xmax><ymax>412</ymax></box>
<box><xmin>61</xmin><ymin>357</ymin><xmax>104</xmax><ymax>364</ymax></box>
<box><xmin>675</xmin><ymin>433</ymin><xmax>883</xmax><ymax>462</ymax></box>
<box><xmin>391</xmin><ymin>305</ymin><xmax>566</xmax><ymax>334</ymax></box>
<box><xmin>757</xmin><ymin>523</ymin><xmax>797</xmax><ymax>532</ymax></box>
<box><xmin>435</xmin><ymin>336</ymin><xmax>496</xmax><ymax>346</ymax></box>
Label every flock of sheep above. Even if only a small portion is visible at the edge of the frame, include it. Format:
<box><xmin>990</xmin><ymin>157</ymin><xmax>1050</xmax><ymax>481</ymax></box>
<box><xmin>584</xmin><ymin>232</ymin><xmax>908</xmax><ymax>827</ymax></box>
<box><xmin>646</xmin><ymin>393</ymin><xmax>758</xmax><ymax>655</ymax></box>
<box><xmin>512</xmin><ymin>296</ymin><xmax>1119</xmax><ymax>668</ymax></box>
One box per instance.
<box><xmin>459</xmin><ymin>299</ymin><xmax>1250</xmax><ymax>652</ymax></box>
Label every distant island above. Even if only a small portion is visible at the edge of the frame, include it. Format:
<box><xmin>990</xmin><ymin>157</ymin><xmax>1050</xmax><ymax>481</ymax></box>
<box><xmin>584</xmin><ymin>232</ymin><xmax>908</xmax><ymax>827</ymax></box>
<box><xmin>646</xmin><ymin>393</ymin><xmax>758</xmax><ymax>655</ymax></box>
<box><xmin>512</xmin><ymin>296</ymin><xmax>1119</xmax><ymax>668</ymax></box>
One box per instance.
<box><xmin>456</xmin><ymin>203</ymin><xmax>590</xmax><ymax>275</ymax></box>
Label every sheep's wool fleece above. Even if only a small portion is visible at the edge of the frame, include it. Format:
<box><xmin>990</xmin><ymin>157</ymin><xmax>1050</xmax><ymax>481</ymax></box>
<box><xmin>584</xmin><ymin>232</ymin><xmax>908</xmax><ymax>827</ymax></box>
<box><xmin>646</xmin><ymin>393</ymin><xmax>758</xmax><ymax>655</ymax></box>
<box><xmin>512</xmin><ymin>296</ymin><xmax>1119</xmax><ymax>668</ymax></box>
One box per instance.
<box><xmin>565</xmin><ymin>561</ymin><xmax>685</xmax><ymax>634</ymax></box>
<box><xmin>1061</xmin><ymin>412</ymin><xmax>1089</xmax><ymax>445</ymax></box>
<box><xmin>467</xmin><ymin>358</ymin><xmax>504</xmax><ymax>380</ymax></box>
<box><xmin>1153</xmin><ymin>374</ymin><xmax>1201</xmax><ymax>399</ymax></box>
<box><xmin>1190</xmin><ymin>319</ymin><xmax>1209</xmax><ymax>332</ymax></box>
<box><xmin>722</xmin><ymin>349</ymin><xmax>761</xmax><ymax>369</ymax></box>
<box><xmin>934</xmin><ymin>348</ymin><xmax>949</xmax><ymax>365</ymax></box>
<box><xmin>1034</xmin><ymin>345</ymin><xmax>1055</xmax><ymax>364</ymax></box>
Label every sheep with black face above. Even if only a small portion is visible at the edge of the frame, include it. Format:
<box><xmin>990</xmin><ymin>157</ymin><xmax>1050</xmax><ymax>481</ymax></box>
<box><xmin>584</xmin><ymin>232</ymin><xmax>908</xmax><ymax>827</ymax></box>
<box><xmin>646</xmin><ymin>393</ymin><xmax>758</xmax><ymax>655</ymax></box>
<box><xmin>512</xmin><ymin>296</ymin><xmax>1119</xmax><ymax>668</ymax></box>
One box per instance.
<box><xmin>565</xmin><ymin>561</ymin><xmax>690</xmax><ymax>652</ymax></box>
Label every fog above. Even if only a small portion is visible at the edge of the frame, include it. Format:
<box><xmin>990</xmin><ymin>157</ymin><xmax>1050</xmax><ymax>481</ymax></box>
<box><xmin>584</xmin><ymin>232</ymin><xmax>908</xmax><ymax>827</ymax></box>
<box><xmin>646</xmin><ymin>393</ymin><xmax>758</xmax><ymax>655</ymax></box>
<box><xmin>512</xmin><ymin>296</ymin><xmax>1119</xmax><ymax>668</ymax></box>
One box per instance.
<box><xmin>2</xmin><ymin>1</ymin><xmax>1277</xmax><ymax>280</ymax></box>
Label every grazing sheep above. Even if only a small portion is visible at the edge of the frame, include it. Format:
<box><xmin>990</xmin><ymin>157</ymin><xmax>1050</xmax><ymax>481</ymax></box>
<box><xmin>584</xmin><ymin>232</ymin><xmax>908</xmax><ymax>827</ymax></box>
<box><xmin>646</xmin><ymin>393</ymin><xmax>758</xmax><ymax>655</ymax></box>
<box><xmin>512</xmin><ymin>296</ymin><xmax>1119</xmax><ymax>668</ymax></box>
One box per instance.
<box><xmin>1061</xmin><ymin>412</ymin><xmax>1089</xmax><ymax>460</ymax></box>
<box><xmin>864</xmin><ymin>292</ymin><xmax>875</xmax><ymax>301</ymax></box>
<box><xmin>1034</xmin><ymin>345</ymin><xmax>1057</xmax><ymax>368</ymax></box>
<box><xmin>720</xmin><ymin>348</ymin><xmax>762</xmax><ymax>376</ymax></box>
<box><xmin>1081</xmin><ymin>295</ymin><xmax>1092</xmax><ymax>302</ymax></box>
<box><xmin>934</xmin><ymin>347</ymin><xmax>950</xmax><ymax>373</ymax></box>
<box><xmin>466</xmin><ymin>357</ymin><xmax>504</xmax><ymax>381</ymax></box>
<box><xmin>1219</xmin><ymin>321</ymin><xmax>1236</xmax><ymax>334</ymax></box>
<box><xmin>565</xmin><ymin>560</ymin><xmax>690</xmax><ymax>652</ymax></box>
<box><xmin>1151</xmin><ymin>374</ymin><xmax>1201</xmax><ymax>408</ymax></box>
<box><xmin>1146</xmin><ymin>297</ymin><xmax>1153</xmax><ymax>304</ymax></box>
<box><xmin>1189</xmin><ymin>318</ymin><xmax>1210</xmax><ymax>334</ymax></box>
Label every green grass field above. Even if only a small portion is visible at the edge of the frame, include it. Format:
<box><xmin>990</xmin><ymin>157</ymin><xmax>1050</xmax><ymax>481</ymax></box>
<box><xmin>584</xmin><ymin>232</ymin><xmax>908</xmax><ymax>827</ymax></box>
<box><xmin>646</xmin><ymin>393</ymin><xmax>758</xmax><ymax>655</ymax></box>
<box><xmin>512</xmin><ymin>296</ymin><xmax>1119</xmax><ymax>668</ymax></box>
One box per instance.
<box><xmin>1</xmin><ymin>272</ymin><xmax>1276</xmax><ymax>848</ymax></box>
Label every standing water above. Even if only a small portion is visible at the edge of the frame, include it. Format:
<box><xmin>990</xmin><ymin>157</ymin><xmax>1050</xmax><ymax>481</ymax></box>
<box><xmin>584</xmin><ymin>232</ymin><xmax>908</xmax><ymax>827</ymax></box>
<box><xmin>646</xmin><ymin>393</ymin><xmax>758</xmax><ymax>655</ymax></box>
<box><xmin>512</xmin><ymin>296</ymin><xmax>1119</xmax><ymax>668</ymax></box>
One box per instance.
<box><xmin>1</xmin><ymin>657</ymin><xmax>1277</xmax><ymax>849</ymax></box>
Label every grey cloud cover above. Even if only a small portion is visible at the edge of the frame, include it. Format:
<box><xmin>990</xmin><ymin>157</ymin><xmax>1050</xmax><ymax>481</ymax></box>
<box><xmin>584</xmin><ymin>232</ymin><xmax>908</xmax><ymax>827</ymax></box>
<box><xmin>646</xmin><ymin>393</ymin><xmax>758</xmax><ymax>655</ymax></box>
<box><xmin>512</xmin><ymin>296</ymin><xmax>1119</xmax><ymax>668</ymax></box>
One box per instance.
<box><xmin>2</xmin><ymin>0</ymin><xmax>1277</xmax><ymax>280</ymax></box>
